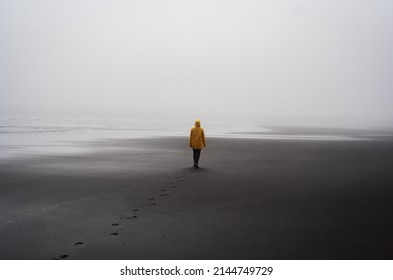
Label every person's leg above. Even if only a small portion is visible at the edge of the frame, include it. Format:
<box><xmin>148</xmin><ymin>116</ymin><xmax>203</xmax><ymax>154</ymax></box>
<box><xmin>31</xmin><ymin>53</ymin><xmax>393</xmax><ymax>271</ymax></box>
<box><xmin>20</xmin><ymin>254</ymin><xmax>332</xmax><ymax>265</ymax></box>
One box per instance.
<box><xmin>193</xmin><ymin>149</ymin><xmax>197</xmax><ymax>166</ymax></box>
<box><xmin>193</xmin><ymin>149</ymin><xmax>201</xmax><ymax>168</ymax></box>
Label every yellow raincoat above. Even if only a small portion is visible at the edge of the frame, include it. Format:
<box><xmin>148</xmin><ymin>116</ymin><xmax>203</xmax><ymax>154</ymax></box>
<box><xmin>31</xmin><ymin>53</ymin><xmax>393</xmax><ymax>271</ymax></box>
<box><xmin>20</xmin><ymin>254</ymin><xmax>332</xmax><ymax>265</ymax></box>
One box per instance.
<box><xmin>189</xmin><ymin>119</ymin><xmax>206</xmax><ymax>149</ymax></box>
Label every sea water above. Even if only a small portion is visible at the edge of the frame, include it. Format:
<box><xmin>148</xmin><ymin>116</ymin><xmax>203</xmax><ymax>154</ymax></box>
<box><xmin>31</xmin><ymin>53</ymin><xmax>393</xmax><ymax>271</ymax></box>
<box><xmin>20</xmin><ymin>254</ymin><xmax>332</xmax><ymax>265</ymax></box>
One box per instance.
<box><xmin>0</xmin><ymin>116</ymin><xmax>389</xmax><ymax>159</ymax></box>
<box><xmin>0</xmin><ymin>117</ymin><xmax>263</xmax><ymax>159</ymax></box>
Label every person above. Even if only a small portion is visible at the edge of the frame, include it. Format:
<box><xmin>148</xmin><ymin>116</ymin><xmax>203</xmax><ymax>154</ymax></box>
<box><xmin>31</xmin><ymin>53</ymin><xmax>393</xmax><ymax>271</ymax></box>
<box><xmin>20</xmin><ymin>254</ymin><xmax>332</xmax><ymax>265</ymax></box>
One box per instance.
<box><xmin>189</xmin><ymin>119</ymin><xmax>206</xmax><ymax>168</ymax></box>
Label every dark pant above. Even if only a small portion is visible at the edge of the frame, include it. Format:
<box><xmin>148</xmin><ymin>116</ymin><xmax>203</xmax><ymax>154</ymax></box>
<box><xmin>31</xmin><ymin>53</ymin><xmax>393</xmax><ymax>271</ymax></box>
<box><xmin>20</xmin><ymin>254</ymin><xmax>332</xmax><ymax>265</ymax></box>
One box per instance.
<box><xmin>192</xmin><ymin>149</ymin><xmax>201</xmax><ymax>165</ymax></box>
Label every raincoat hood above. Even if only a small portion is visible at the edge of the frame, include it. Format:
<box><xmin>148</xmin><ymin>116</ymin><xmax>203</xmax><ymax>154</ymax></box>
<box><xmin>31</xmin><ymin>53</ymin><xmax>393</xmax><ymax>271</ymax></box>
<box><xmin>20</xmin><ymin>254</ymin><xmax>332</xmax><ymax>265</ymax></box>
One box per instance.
<box><xmin>194</xmin><ymin>119</ymin><xmax>201</xmax><ymax>127</ymax></box>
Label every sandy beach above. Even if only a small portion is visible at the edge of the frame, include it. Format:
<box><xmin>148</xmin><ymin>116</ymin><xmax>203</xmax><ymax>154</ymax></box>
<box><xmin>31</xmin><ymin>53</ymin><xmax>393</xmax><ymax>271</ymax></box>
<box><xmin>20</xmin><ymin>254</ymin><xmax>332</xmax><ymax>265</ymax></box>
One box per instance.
<box><xmin>1</xmin><ymin>136</ymin><xmax>393</xmax><ymax>260</ymax></box>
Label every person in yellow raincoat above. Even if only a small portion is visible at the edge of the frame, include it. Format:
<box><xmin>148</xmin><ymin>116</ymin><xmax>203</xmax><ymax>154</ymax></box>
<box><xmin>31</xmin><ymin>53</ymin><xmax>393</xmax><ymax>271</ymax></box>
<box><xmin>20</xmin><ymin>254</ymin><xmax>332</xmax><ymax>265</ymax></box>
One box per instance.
<box><xmin>189</xmin><ymin>119</ymin><xmax>206</xmax><ymax>168</ymax></box>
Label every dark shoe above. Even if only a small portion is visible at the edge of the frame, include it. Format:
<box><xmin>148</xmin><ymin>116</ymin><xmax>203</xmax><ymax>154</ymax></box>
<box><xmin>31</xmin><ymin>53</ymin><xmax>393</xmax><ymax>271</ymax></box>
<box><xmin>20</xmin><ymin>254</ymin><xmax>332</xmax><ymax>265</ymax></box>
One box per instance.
<box><xmin>194</xmin><ymin>164</ymin><xmax>199</xmax><ymax>169</ymax></box>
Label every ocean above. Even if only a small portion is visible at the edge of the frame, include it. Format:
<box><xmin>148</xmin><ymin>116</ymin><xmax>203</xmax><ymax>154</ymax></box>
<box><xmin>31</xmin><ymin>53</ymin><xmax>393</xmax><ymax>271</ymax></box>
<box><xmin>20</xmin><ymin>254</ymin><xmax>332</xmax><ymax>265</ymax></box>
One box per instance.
<box><xmin>1</xmin><ymin>117</ymin><xmax>391</xmax><ymax>159</ymax></box>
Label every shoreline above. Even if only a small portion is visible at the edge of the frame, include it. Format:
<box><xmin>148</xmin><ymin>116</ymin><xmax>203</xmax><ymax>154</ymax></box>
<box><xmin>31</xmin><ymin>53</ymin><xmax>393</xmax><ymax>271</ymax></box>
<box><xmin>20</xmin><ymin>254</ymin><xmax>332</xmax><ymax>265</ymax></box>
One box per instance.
<box><xmin>2</xmin><ymin>124</ymin><xmax>393</xmax><ymax>161</ymax></box>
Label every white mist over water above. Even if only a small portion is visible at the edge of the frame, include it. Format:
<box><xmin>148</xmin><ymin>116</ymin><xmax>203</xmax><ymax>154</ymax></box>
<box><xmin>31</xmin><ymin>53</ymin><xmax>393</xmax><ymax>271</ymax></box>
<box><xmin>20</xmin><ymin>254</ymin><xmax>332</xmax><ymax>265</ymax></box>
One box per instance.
<box><xmin>1</xmin><ymin>0</ymin><xmax>393</xmax><ymax>130</ymax></box>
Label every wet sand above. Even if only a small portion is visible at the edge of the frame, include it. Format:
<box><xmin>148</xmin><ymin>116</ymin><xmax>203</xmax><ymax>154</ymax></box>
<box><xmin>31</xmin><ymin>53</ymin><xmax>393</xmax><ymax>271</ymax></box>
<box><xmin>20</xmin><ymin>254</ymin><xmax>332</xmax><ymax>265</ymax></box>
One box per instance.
<box><xmin>0</xmin><ymin>136</ymin><xmax>393</xmax><ymax>259</ymax></box>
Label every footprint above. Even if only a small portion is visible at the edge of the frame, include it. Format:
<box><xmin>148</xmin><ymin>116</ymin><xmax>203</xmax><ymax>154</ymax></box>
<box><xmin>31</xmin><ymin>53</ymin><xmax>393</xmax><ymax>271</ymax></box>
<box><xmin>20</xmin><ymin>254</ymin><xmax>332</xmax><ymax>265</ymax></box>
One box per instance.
<box><xmin>110</xmin><ymin>232</ymin><xmax>119</xmax><ymax>236</ymax></box>
<box><xmin>112</xmin><ymin>223</ymin><xmax>119</xmax><ymax>227</ymax></box>
<box><xmin>146</xmin><ymin>203</ymin><xmax>156</xmax><ymax>206</ymax></box>
<box><xmin>74</xmin><ymin>242</ymin><xmax>84</xmax><ymax>247</ymax></box>
<box><xmin>55</xmin><ymin>254</ymin><xmax>68</xmax><ymax>260</ymax></box>
<box><xmin>160</xmin><ymin>193</ymin><xmax>168</xmax><ymax>196</ymax></box>
<box><xmin>160</xmin><ymin>189</ymin><xmax>166</xmax><ymax>192</ymax></box>
<box><xmin>148</xmin><ymin>197</ymin><xmax>155</xmax><ymax>201</ymax></box>
<box><xmin>126</xmin><ymin>215</ymin><xmax>138</xmax><ymax>219</ymax></box>
<box><xmin>132</xmin><ymin>208</ymin><xmax>139</xmax><ymax>212</ymax></box>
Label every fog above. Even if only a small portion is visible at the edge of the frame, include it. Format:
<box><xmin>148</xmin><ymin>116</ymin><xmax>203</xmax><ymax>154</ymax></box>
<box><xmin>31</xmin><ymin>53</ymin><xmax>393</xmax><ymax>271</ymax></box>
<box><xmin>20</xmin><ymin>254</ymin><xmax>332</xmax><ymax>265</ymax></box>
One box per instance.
<box><xmin>1</xmin><ymin>0</ymin><xmax>392</xmax><ymax>128</ymax></box>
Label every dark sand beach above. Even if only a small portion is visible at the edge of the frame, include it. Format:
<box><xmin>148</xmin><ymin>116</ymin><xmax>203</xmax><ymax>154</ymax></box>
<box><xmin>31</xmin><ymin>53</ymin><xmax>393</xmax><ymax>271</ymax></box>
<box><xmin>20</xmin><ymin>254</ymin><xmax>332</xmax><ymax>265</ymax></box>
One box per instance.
<box><xmin>1</xmin><ymin>136</ymin><xmax>393</xmax><ymax>260</ymax></box>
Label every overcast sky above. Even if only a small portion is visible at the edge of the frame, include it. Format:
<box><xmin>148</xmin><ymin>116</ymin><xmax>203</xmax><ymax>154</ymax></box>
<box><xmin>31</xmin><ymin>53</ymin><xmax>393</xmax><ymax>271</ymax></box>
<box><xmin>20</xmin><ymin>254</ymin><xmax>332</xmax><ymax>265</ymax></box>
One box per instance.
<box><xmin>1</xmin><ymin>0</ymin><xmax>392</xmax><ymax>128</ymax></box>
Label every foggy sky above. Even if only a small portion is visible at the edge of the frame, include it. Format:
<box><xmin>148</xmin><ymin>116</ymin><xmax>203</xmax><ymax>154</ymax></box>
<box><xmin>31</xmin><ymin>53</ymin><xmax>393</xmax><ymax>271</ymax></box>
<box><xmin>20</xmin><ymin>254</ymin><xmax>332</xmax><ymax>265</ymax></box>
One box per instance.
<box><xmin>1</xmin><ymin>0</ymin><xmax>392</xmax><ymax>128</ymax></box>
